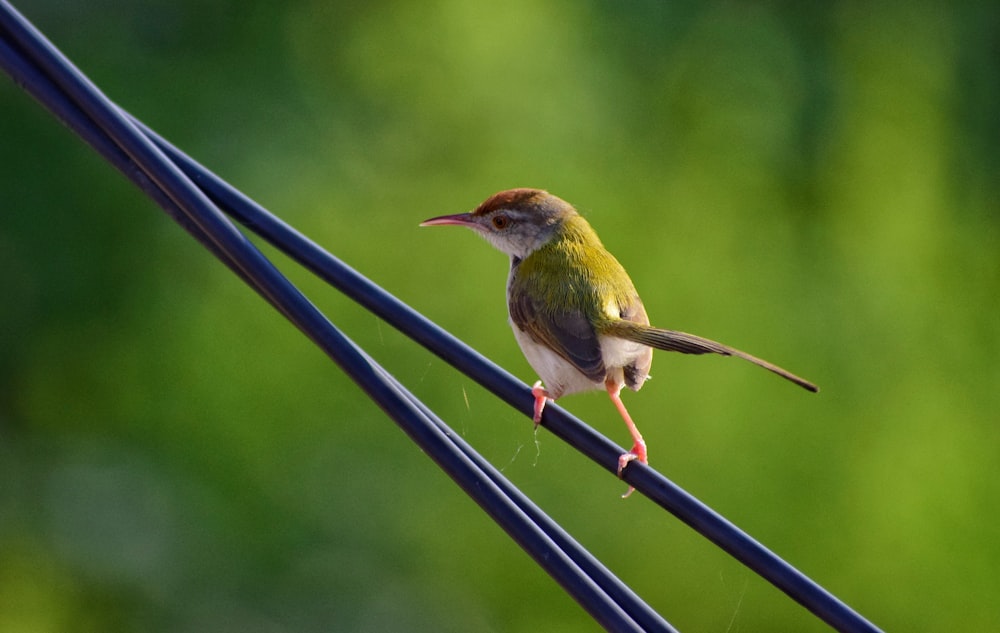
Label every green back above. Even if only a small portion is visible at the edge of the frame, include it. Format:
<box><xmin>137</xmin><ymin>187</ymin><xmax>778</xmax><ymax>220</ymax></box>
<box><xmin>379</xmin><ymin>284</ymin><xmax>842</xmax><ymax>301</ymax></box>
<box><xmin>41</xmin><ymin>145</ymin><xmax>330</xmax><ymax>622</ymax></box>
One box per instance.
<box><xmin>514</xmin><ymin>215</ymin><xmax>638</xmax><ymax>324</ymax></box>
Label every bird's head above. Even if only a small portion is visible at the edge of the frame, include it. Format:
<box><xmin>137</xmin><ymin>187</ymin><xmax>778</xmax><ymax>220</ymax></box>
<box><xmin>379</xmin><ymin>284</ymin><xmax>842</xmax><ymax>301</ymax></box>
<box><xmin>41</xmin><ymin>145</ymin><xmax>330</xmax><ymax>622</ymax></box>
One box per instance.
<box><xmin>420</xmin><ymin>188</ymin><xmax>576</xmax><ymax>259</ymax></box>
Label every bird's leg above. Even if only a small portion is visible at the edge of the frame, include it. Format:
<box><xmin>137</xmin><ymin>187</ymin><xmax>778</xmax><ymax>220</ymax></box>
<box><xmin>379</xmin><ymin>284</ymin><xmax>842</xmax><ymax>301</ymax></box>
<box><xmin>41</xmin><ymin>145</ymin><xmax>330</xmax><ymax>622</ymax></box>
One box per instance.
<box><xmin>606</xmin><ymin>378</ymin><xmax>647</xmax><ymax>498</ymax></box>
<box><xmin>531</xmin><ymin>380</ymin><xmax>551</xmax><ymax>428</ymax></box>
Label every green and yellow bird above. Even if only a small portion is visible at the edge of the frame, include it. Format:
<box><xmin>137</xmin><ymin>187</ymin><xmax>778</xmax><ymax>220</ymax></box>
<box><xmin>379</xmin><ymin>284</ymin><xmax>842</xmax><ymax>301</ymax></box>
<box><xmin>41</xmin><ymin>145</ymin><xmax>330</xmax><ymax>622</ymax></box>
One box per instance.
<box><xmin>422</xmin><ymin>189</ymin><xmax>817</xmax><ymax>493</ymax></box>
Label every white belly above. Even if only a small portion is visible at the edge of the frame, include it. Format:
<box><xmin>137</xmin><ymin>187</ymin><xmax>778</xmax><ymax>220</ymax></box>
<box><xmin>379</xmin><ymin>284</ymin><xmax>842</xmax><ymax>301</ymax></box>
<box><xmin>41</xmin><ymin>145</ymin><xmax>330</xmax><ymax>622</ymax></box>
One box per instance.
<box><xmin>510</xmin><ymin>320</ymin><xmax>652</xmax><ymax>399</ymax></box>
<box><xmin>510</xmin><ymin>321</ymin><xmax>602</xmax><ymax>398</ymax></box>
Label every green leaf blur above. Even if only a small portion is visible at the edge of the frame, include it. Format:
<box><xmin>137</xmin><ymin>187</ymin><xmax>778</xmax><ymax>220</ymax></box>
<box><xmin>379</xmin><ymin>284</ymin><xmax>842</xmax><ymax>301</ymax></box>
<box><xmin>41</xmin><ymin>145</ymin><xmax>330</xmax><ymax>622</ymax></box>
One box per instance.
<box><xmin>2</xmin><ymin>2</ymin><xmax>998</xmax><ymax>631</ymax></box>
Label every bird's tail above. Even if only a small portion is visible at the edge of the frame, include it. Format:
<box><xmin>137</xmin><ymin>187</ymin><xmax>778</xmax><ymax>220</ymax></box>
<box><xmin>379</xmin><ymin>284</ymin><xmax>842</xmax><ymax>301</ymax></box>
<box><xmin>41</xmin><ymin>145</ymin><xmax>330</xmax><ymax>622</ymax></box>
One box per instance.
<box><xmin>604</xmin><ymin>320</ymin><xmax>819</xmax><ymax>393</ymax></box>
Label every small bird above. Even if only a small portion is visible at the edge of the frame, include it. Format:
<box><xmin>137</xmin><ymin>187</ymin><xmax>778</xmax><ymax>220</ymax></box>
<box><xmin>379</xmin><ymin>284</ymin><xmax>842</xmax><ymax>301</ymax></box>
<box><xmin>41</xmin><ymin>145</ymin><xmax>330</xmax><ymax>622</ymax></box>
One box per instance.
<box><xmin>421</xmin><ymin>189</ymin><xmax>817</xmax><ymax>494</ymax></box>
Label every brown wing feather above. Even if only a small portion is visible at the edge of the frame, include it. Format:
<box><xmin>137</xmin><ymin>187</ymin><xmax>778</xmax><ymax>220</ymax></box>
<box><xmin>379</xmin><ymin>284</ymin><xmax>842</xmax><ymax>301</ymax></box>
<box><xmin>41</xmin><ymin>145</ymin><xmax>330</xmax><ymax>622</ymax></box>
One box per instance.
<box><xmin>508</xmin><ymin>277</ymin><xmax>606</xmax><ymax>384</ymax></box>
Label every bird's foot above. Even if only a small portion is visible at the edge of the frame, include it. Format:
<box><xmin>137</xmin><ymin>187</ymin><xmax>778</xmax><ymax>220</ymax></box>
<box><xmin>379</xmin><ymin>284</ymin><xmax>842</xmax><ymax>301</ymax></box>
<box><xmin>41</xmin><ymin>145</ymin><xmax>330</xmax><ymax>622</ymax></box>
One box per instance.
<box><xmin>530</xmin><ymin>380</ymin><xmax>550</xmax><ymax>428</ymax></box>
<box><xmin>617</xmin><ymin>440</ymin><xmax>648</xmax><ymax>499</ymax></box>
<box><xmin>616</xmin><ymin>441</ymin><xmax>648</xmax><ymax>476</ymax></box>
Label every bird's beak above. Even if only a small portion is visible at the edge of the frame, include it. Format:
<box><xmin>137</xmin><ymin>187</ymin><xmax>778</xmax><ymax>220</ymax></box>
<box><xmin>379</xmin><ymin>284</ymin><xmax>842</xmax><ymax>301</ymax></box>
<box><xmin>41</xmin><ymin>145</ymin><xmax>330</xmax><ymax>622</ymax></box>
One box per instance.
<box><xmin>419</xmin><ymin>212</ymin><xmax>478</xmax><ymax>228</ymax></box>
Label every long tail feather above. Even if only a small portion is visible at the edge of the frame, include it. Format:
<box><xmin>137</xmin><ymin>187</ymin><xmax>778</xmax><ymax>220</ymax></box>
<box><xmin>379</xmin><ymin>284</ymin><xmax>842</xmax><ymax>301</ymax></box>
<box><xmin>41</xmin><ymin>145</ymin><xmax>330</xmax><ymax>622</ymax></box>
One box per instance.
<box><xmin>604</xmin><ymin>320</ymin><xmax>819</xmax><ymax>393</ymax></box>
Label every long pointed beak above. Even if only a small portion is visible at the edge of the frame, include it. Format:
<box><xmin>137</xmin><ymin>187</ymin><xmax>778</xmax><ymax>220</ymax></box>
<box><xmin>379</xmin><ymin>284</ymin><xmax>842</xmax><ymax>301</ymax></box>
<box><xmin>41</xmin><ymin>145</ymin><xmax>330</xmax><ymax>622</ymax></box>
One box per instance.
<box><xmin>419</xmin><ymin>212</ymin><xmax>477</xmax><ymax>228</ymax></box>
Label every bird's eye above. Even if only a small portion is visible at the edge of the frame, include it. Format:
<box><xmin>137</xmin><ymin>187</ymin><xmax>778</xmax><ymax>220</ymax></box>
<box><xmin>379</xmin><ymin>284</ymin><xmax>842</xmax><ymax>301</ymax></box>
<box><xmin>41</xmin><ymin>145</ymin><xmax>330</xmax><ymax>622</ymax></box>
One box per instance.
<box><xmin>492</xmin><ymin>214</ymin><xmax>510</xmax><ymax>230</ymax></box>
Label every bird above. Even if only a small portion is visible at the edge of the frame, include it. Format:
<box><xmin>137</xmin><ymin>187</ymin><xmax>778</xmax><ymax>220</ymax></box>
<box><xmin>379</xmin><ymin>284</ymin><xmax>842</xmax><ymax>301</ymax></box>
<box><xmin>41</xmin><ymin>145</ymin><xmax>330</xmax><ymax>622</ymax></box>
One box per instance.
<box><xmin>421</xmin><ymin>188</ymin><xmax>817</xmax><ymax>495</ymax></box>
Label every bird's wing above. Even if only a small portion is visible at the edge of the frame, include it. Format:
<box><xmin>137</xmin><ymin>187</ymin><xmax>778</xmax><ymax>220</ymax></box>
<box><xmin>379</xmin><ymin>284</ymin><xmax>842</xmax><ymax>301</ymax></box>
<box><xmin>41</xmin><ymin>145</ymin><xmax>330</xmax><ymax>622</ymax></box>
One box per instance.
<box><xmin>508</xmin><ymin>283</ymin><xmax>606</xmax><ymax>384</ymax></box>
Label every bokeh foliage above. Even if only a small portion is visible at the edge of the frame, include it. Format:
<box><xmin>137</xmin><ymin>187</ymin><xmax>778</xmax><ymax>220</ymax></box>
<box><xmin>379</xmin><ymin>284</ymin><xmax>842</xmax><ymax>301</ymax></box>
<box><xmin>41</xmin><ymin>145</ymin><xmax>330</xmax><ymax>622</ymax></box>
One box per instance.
<box><xmin>2</xmin><ymin>1</ymin><xmax>998</xmax><ymax>631</ymax></box>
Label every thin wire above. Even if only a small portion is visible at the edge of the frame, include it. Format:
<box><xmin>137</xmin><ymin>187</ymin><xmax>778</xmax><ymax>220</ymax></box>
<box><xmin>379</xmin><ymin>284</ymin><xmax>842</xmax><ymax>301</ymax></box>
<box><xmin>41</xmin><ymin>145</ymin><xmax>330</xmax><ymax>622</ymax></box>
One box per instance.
<box><xmin>0</xmin><ymin>3</ymin><xmax>882</xmax><ymax>632</ymax></box>
<box><xmin>0</xmin><ymin>4</ymin><xmax>667</xmax><ymax>631</ymax></box>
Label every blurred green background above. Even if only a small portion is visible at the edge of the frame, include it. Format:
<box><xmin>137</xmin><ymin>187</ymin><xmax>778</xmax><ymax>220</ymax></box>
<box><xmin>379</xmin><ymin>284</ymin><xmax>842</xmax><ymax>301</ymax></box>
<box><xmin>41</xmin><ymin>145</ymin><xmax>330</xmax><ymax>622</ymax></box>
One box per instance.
<box><xmin>2</xmin><ymin>1</ymin><xmax>998</xmax><ymax>631</ymax></box>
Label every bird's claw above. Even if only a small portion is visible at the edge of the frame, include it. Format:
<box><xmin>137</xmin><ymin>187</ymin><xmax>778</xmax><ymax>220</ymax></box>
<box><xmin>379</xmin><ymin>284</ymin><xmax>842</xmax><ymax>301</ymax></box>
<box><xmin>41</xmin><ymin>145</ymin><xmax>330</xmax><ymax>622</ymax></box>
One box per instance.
<box><xmin>617</xmin><ymin>452</ymin><xmax>639</xmax><ymax>477</ymax></box>
<box><xmin>617</xmin><ymin>442</ymin><xmax>648</xmax><ymax>499</ymax></box>
<box><xmin>530</xmin><ymin>380</ymin><xmax>550</xmax><ymax>428</ymax></box>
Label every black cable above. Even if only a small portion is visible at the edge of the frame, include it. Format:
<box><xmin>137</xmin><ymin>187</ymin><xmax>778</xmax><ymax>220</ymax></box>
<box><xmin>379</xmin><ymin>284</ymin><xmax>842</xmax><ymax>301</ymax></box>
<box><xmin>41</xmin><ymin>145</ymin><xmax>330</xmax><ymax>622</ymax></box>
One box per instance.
<box><xmin>0</xmin><ymin>2</ymin><xmax>883</xmax><ymax>631</ymax></box>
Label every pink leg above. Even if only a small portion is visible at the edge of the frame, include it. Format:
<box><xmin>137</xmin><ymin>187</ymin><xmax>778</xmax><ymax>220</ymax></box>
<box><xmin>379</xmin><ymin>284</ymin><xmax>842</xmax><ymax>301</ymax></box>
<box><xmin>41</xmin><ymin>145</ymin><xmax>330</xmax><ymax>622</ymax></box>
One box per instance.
<box><xmin>531</xmin><ymin>380</ymin><xmax>550</xmax><ymax>427</ymax></box>
<box><xmin>606</xmin><ymin>379</ymin><xmax>647</xmax><ymax>498</ymax></box>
